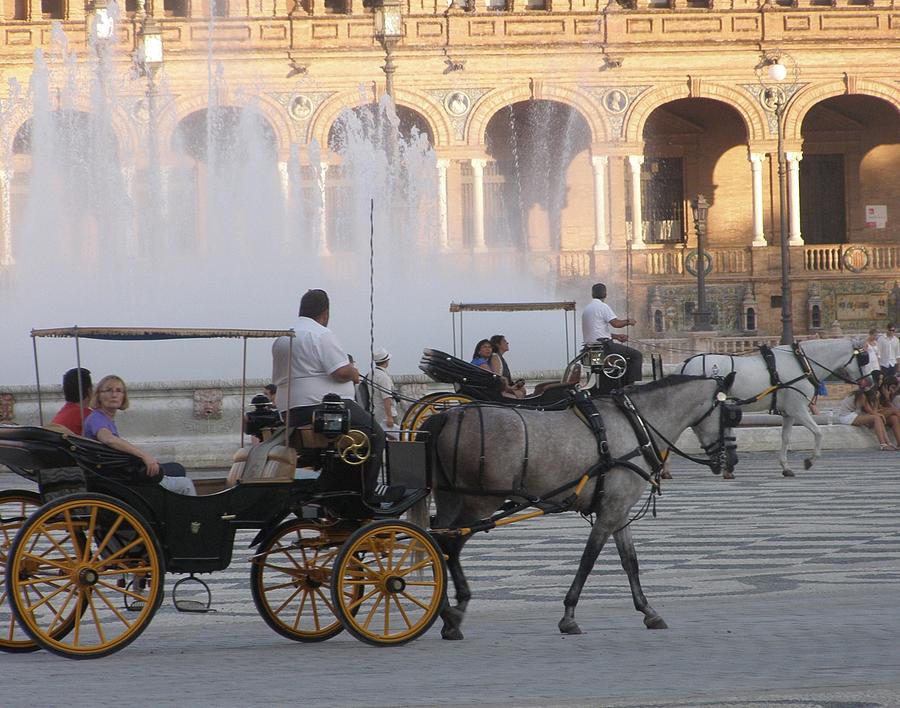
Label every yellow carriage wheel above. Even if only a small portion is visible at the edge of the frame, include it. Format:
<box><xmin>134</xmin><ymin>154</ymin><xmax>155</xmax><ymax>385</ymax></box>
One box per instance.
<box><xmin>400</xmin><ymin>393</ymin><xmax>473</xmax><ymax>440</ymax></box>
<box><xmin>331</xmin><ymin>520</ymin><xmax>446</xmax><ymax>646</ymax></box>
<box><xmin>251</xmin><ymin>518</ymin><xmax>361</xmax><ymax>643</ymax></box>
<box><xmin>7</xmin><ymin>493</ymin><xmax>164</xmax><ymax>659</ymax></box>
<box><xmin>1</xmin><ymin>490</ymin><xmax>43</xmax><ymax>653</ymax></box>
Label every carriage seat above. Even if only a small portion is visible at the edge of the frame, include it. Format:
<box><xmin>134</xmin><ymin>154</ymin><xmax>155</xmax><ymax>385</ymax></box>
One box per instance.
<box><xmin>226</xmin><ymin>440</ymin><xmax>297</xmax><ymax>487</ymax></box>
<box><xmin>419</xmin><ymin>349</ymin><xmax>506</xmax><ymax>395</ymax></box>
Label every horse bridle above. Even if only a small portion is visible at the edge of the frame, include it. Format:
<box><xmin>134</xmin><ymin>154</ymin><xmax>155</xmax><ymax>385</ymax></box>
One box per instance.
<box><xmin>637</xmin><ymin>377</ymin><xmax>739</xmax><ymax>475</ymax></box>
<box><xmin>799</xmin><ymin>344</ymin><xmax>869</xmax><ymax>387</ymax></box>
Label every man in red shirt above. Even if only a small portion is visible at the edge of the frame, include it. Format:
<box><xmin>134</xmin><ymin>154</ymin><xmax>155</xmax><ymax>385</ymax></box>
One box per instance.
<box><xmin>50</xmin><ymin>368</ymin><xmax>93</xmax><ymax>435</ymax></box>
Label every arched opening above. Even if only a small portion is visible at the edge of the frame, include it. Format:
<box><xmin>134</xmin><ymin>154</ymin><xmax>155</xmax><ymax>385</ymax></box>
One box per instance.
<box><xmin>745</xmin><ymin>307</ymin><xmax>757</xmax><ymax>332</ymax></box>
<box><xmin>171</xmin><ymin>106</ymin><xmax>281</xmax><ymax>252</ymax></box>
<box><xmin>810</xmin><ymin>304</ymin><xmax>821</xmax><ymax>330</ymax></box>
<box><xmin>11</xmin><ymin>110</ymin><xmax>125</xmax><ymax>264</ymax></box>
<box><xmin>654</xmin><ymin>310</ymin><xmax>664</xmax><ymax>333</ymax></box>
<box><xmin>482</xmin><ymin>100</ymin><xmax>592</xmax><ymax>250</ymax></box>
<box><xmin>642</xmin><ymin>98</ymin><xmax>748</xmax><ymax>246</ymax></box>
<box><xmin>324</xmin><ymin>103</ymin><xmax>436</xmax><ymax>252</ymax></box>
<box><xmin>800</xmin><ymin>95</ymin><xmax>900</xmax><ymax>245</ymax></box>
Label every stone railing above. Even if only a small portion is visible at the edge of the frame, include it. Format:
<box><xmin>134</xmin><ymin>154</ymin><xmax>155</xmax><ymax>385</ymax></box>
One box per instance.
<box><xmin>804</xmin><ymin>243</ymin><xmax>900</xmax><ymax>273</ymax></box>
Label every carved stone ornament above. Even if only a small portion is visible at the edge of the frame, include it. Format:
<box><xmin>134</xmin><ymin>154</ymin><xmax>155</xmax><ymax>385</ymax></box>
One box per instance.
<box><xmin>0</xmin><ymin>393</ymin><xmax>13</xmax><ymax>422</ymax></box>
<box><xmin>444</xmin><ymin>91</ymin><xmax>471</xmax><ymax>117</ymax></box>
<box><xmin>288</xmin><ymin>94</ymin><xmax>314</xmax><ymax>122</ymax></box>
<box><xmin>193</xmin><ymin>389</ymin><xmax>224</xmax><ymax>420</ymax></box>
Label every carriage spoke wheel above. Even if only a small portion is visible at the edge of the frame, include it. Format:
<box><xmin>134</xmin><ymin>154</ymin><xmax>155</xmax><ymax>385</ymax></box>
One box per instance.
<box><xmin>400</xmin><ymin>393</ymin><xmax>473</xmax><ymax>441</ymax></box>
<box><xmin>331</xmin><ymin>520</ymin><xmax>446</xmax><ymax>646</ymax></box>
<box><xmin>251</xmin><ymin>519</ymin><xmax>360</xmax><ymax>642</ymax></box>
<box><xmin>1</xmin><ymin>490</ymin><xmax>44</xmax><ymax>653</ymax></box>
<box><xmin>6</xmin><ymin>494</ymin><xmax>164</xmax><ymax>659</ymax></box>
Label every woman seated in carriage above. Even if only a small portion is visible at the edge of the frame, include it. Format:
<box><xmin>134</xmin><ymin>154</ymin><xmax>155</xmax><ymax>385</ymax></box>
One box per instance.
<box><xmin>83</xmin><ymin>374</ymin><xmax>197</xmax><ymax>495</ymax></box>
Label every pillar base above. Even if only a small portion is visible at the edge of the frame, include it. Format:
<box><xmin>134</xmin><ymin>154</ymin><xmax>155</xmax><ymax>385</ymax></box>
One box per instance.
<box><xmin>751</xmin><ymin>237</ymin><xmax>768</xmax><ymax>248</ymax></box>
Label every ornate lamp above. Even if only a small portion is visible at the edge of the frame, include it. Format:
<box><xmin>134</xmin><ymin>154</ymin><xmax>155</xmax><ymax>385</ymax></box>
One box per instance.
<box><xmin>373</xmin><ymin>0</ymin><xmax>403</xmax><ymax>97</ymax></box>
<box><xmin>756</xmin><ymin>50</ymin><xmax>800</xmax><ymax>344</ymax></box>
<box><xmin>690</xmin><ymin>194</ymin><xmax>712</xmax><ymax>332</ymax></box>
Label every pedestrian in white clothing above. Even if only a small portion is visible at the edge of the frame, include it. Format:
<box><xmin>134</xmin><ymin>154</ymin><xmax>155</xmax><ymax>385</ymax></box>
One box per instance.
<box><xmin>369</xmin><ymin>347</ymin><xmax>400</xmax><ymax>432</ymax></box>
<box><xmin>876</xmin><ymin>323</ymin><xmax>899</xmax><ymax>378</ymax></box>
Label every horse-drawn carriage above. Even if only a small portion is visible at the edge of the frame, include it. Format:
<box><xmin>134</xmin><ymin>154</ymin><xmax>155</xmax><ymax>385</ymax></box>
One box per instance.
<box><xmin>0</xmin><ymin>327</ymin><xmax>445</xmax><ymax>659</ymax></box>
<box><xmin>2</xmin><ymin>325</ymin><xmax>740</xmax><ymax>659</ymax></box>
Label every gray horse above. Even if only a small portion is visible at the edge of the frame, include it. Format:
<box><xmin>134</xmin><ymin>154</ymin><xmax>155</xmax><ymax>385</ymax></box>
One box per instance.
<box><xmin>424</xmin><ymin>373</ymin><xmax>738</xmax><ymax>640</ymax></box>
<box><xmin>679</xmin><ymin>337</ymin><xmax>867</xmax><ymax>477</ymax></box>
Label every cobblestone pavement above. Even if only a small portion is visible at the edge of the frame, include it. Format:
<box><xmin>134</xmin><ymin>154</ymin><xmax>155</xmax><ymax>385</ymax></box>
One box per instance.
<box><xmin>3</xmin><ymin>450</ymin><xmax>900</xmax><ymax>707</ymax></box>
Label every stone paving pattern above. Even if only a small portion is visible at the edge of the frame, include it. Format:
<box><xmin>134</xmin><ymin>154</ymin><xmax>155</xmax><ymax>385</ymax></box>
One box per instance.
<box><xmin>2</xmin><ymin>450</ymin><xmax>899</xmax><ymax>707</ymax></box>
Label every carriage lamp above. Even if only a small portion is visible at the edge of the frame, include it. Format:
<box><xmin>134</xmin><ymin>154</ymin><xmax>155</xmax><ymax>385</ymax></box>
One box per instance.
<box><xmin>89</xmin><ymin>0</ymin><xmax>115</xmax><ymax>42</ymax></box>
<box><xmin>313</xmin><ymin>394</ymin><xmax>350</xmax><ymax>437</ymax></box>
<box><xmin>373</xmin><ymin>0</ymin><xmax>403</xmax><ymax>98</ymax></box>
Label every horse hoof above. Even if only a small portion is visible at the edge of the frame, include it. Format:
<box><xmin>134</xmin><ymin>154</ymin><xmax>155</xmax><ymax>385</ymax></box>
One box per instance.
<box><xmin>782</xmin><ymin>469</ymin><xmax>795</xmax><ymax>477</ymax></box>
<box><xmin>441</xmin><ymin>626</ymin><xmax>464</xmax><ymax>641</ymax></box>
<box><xmin>644</xmin><ymin>616</ymin><xmax>668</xmax><ymax>630</ymax></box>
<box><xmin>803</xmin><ymin>458</ymin><xmax>813</xmax><ymax>470</ymax></box>
<box><xmin>723</xmin><ymin>469</ymin><xmax>735</xmax><ymax>480</ymax></box>
<box><xmin>558</xmin><ymin>618</ymin><xmax>582</xmax><ymax>635</ymax></box>
<box><xmin>661</xmin><ymin>470</ymin><xmax>672</xmax><ymax>480</ymax></box>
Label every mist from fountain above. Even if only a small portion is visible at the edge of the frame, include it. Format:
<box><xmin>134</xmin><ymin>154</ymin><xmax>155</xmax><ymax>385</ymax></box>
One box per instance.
<box><xmin>1</xmin><ymin>25</ymin><xmax>574</xmax><ymax>389</ymax></box>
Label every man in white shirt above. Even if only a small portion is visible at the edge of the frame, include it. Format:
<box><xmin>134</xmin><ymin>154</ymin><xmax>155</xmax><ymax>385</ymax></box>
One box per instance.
<box><xmin>369</xmin><ymin>348</ymin><xmax>399</xmax><ymax>432</ymax></box>
<box><xmin>581</xmin><ymin>282</ymin><xmax>643</xmax><ymax>382</ymax></box>
<box><xmin>272</xmin><ymin>288</ymin><xmax>384</xmax><ymax>495</ymax></box>
<box><xmin>877</xmin><ymin>322</ymin><xmax>899</xmax><ymax>378</ymax></box>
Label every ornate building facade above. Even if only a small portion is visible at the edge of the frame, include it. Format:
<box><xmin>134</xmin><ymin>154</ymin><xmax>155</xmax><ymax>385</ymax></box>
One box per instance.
<box><xmin>1</xmin><ymin>0</ymin><xmax>899</xmax><ymax>339</ymax></box>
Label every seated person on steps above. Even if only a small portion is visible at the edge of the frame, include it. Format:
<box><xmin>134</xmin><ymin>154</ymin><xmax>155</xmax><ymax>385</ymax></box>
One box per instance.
<box><xmin>272</xmin><ymin>288</ymin><xmax>388</xmax><ymax>500</ymax></box>
<box><xmin>581</xmin><ymin>282</ymin><xmax>642</xmax><ymax>384</ymax></box>
<box><xmin>83</xmin><ymin>375</ymin><xmax>197</xmax><ymax>495</ymax></box>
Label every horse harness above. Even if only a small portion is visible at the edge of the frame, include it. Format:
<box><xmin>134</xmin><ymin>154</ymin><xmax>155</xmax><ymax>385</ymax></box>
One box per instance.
<box><xmin>690</xmin><ymin>343</ymin><xmax>862</xmax><ymax>414</ymax></box>
<box><xmin>433</xmin><ymin>383</ymin><xmax>732</xmax><ymax>533</ymax></box>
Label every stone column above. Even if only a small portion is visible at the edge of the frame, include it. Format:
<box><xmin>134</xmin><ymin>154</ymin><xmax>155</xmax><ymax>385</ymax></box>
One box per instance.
<box><xmin>786</xmin><ymin>151</ymin><xmax>804</xmax><ymax>245</ymax></box>
<box><xmin>627</xmin><ymin>155</ymin><xmax>645</xmax><ymax>249</ymax></box>
<box><xmin>0</xmin><ymin>169</ymin><xmax>12</xmax><ymax>265</ymax></box>
<box><xmin>318</xmin><ymin>162</ymin><xmax>330</xmax><ymax>256</ymax></box>
<box><xmin>470</xmin><ymin>158</ymin><xmax>487</xmax><ymax>251</ymax></box>
<box><xmin>436</xmin><ymin>158</ymin><xmax>450</xmax><ymax>251</ymax></box>
<box><xmin>278</xmin><ymin>161</ymin><xmax>289</xmax><ymax>204</ymax></box>
<box><xmin>591</xmin><ymin>155</ymin><xmax>609</xmax><ymax>251</ymax></box>
<box><xmin>749</xmin><ymin>153</ymin><xmax>766</xmax><ymax>247</ymax></box>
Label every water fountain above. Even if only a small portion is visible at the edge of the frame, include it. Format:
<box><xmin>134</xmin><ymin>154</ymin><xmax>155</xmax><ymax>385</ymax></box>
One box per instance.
<box><xmin>0</xmin><ymin>22</ymin><xmax>582</xmax><ymax>388</ymax></box>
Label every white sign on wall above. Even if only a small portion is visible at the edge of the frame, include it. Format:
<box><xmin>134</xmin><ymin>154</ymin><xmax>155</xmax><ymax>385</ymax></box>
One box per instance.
<box><xmin>865</xmin><ymin>204</ymin><xmax>887</xmax><ymax>229</ymax></box>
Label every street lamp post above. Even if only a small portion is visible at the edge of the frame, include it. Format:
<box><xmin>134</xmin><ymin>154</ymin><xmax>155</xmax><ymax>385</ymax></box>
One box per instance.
<box><xmin>373</xmin><ymin>0</ymin><xmax>403</xmax><ymax>98</ymax></box>
<box><xmin>756</xmin><ymin>51</ymin><xmax>799</xmax><ymax>345</ymax></box>
<box><xmin>690</xmin><ymin>194</ymin><xmax>712</xmax><ymax>331</ymax></box>
<box><xmin>136</xmin><ymin>16</ymin><xmax>164</xmax><ymax>223</ymax></box>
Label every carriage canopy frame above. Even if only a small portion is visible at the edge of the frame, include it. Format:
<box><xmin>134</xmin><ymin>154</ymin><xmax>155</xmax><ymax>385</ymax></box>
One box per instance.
<box><xmin>448</xmin><ymin>301</ymin><xmax>578</xmax><ymax>363</ymax></box>
<box><xmin>29</xmin><ymin>326</ymin><xmax>295</xmax><ymax>447</ymax></box>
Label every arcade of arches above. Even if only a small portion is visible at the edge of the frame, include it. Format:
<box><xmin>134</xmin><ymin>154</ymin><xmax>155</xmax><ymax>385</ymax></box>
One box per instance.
<box><xmin>2</xmin><ymin>2</ymin><xmax>900</xmax><ymax>340</ymax></box>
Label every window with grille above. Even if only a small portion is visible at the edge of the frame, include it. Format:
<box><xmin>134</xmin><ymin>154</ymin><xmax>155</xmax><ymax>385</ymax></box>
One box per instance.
<box><xmin>640</xmin><ymin>157</ymin><xmax>685</xmax><ymax>244</ymax></box>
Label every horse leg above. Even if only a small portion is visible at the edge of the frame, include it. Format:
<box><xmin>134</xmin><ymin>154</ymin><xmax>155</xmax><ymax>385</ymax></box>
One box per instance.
<box><xmin>436</xmin><ymin>534</ymin><xmax>471</xmax><ymax>641</ymax></box>
<box><xmin>614</xmin><ymin>525</ymin><xmax>667</xmax><ymax>629</ymax></box>
<box><xmin>796</xmin><ymin>409</ymin><xmax>823</xmax><ymax>470</ymax></box>
<box><xmin>559</xmin><ymin>524</ymin><xmax>610</xmax><ymax>635</ymax></box>
<box><xmin>779</xmin><ymin>416</ymin><xmax>795</xmax><ymax>477</ymax></box>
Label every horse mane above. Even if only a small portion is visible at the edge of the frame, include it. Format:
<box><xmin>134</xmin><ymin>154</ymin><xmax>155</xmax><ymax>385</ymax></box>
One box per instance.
<box><xmin>624</xmin><ymin>374</ymin><xmax>707</xmax><ymax>394</ymax></box>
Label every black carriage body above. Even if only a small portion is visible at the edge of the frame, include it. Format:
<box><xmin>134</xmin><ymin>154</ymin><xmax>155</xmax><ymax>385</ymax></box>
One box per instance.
<box><xmin>0</xmin><ymin>426</ymin><xmax>302</xmax><ymax>574</ymax></box>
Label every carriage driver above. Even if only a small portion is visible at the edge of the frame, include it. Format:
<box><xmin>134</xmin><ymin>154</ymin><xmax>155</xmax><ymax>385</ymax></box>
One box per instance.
<box><xmin>272</xmin><ymin>288</ymin><xmax>386</xmax><ymax>499</ymax></box>
<box><xmin>581</xmin><ymin>282</ymin><xmax>643</xmax><ymax>383</ymax></box>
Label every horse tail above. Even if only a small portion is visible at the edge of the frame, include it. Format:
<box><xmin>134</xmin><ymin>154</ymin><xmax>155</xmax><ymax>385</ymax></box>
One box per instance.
<box><xmin>420</xmin><ymin>411</ymin><xmax>450</xmax><ymax>486</ymax></box>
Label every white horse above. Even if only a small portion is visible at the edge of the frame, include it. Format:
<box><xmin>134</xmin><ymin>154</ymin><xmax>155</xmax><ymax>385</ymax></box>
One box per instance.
<box><xmin>679</xmin><ymin>337</ymin><xmax>867</xmax><ymax>477</ymax></box>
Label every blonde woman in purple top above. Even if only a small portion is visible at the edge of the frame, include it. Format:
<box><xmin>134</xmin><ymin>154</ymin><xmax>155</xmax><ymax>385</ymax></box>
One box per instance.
<box><xmin>84</xmin><ymin>375</ymin><xmax>196</xmax><ymax>495</ymax></box>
